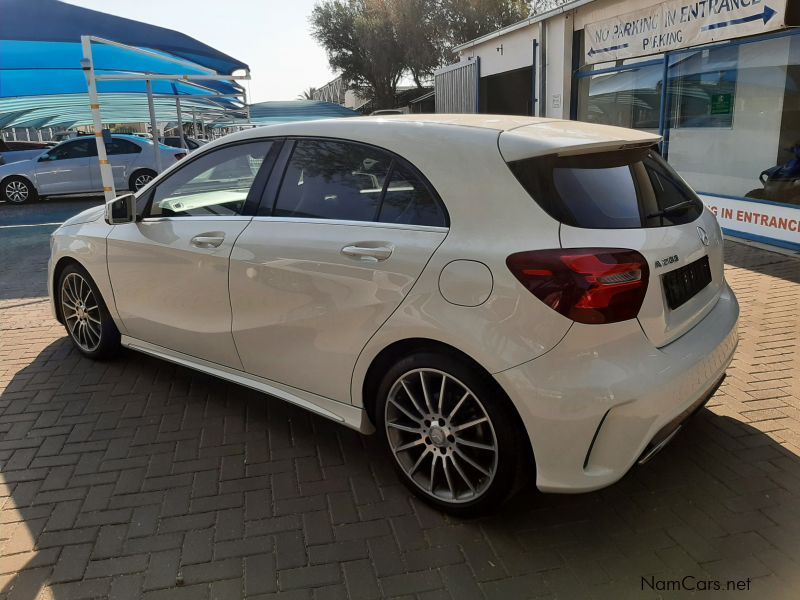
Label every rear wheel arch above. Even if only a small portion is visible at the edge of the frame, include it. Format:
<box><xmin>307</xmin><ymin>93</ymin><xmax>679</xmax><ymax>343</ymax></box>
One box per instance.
<box><xmin>362</xmin><ymin>338</ymin><xmax>534</xmax><ymax>461</ymax></box>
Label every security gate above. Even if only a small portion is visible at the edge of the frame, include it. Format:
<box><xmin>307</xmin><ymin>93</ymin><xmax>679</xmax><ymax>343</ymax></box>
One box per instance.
<box><xmin>434</xmin><ymin>58</ymin><xmax>480</xmax><ymax>114</ymax></box>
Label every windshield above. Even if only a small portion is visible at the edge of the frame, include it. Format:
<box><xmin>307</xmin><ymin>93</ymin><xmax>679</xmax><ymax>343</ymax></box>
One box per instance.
<box><xmin>508</xmin><ymin>148</ymin><xmax>704</xmax><ymax>229</ymax></box>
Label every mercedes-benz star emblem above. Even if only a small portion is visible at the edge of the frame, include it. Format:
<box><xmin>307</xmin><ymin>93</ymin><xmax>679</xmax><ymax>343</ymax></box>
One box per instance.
<box><xmin>697</xmin><ymin>226</ymin><xmax>710</xmax><ymax>246</ymax></box>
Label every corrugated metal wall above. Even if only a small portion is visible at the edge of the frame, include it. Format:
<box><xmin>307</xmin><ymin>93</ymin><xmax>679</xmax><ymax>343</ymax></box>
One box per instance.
<box><xmin>434</xmin><ymin>58</ymin><xmax>479</xmax><ymax>114</ymax></box>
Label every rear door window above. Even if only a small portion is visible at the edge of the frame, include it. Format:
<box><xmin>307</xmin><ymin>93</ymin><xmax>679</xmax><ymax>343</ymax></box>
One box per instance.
<box><xmin>271</xmin><ymin>139</ymin><xmax>448</xmax><ymax>227</ymax></box>
<box><xmin>273</xmin><ymin>140</ymin><xmax>389</xmax><ymax>222</ymax></box>
<box><xmin>508</xmin><ymin>148</ymin><xmax>703</xmax><ymax>228</ymax></box>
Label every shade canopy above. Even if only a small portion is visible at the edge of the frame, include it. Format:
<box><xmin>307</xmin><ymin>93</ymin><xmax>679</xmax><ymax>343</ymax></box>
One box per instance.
<box><xmin>0</xmin><ymin>0</ymin><xmax>248</xmax><ymax>75</ymax></box>
<box><xmin>0</xmin><ymin>0</ymin><xmax>251</xmax><ymax>130</ymax></box>
<box><xmin>242</xmin><ymin>101</ymin><xmax>360</xmax><ymax>126</ymax></box>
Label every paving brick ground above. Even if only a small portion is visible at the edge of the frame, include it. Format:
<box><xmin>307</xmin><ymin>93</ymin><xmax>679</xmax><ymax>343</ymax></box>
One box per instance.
<box><xmin>1</xmin><ymin>207</ymin><xmax>799</xmax><ymax>599</ymax></box>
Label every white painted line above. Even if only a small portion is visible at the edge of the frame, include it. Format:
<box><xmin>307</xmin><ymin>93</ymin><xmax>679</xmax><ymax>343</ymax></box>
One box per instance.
<box><xmin>0</xmin><ymin>222</ymin><xmax>63</xmax><ymax>229</ymax></box>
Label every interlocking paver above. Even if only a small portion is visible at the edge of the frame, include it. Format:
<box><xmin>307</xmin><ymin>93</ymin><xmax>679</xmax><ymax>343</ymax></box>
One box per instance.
<box><xmin>2</xmin><ymin>204</ymin><xmax>800</xmax><ymax>599</ymax></box>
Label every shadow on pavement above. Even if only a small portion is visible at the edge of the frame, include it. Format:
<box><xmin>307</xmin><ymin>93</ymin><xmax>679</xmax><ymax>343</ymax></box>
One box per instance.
<box><xmin>1</xmin><ymin>337</ymin><xmax>799</xmax><ymax>599</ymax></box>
<box><xmin>723</xmin><ymin>241</ymin><xmax>800</xmax><ymax>286</ymax></box>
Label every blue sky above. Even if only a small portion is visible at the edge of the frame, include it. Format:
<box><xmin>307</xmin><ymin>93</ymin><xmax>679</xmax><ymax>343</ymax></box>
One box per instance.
<box><xmin>66</xmin><ymin>0</ymin><xmax>336</xmax><ymax>102</ymax></box>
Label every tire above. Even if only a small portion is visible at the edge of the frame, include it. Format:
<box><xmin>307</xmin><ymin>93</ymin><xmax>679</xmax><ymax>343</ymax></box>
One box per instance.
<box><xmin>58</xmin><ymin>263</ymin><xmax>121</xmax><ymax>360</ymax></box>
<box><xmin>129</xmin><ymin>169</ymin><xmax>157</xmax><ymax>192</ymax></box>
<box><xmin>2</xmin><ymin>176</ymin><xmax>38</xmax><ymax>204</ymax></box>
<box><xmin>376</xmin><ymin>352</ymin><xmax>528</xmax><ymax>516</ymax></box>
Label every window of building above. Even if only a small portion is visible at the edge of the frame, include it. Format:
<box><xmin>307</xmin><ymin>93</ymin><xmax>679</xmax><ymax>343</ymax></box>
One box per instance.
<box><xmin>666</xmin><ymin>35</ymin><xmax>800</xmax><ymax>205</ymax></box>
<box><xmin>576</xmin><ymin>63</ymin><xmax>663</xmax><ymax>132</ymax></box>
<box><xmin>575</xmin><ymin>32</ymin><xmax>800</xmax><ymax>208</ymax></box>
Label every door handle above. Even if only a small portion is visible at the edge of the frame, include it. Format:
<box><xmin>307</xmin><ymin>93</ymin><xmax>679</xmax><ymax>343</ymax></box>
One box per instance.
<box><xmin>341</xmin><ymin>244</ymin><xmax>393</xmax><ymax>262</ymax></box>
<box><xmin>191</xmin><ymin>233</ymin><xmax>225</xmax><ymax>249</ymax></box>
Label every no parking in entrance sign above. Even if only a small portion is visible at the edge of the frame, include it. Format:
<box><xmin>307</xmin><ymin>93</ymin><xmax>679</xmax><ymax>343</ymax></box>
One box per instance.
<box><xmin>584</xmin><ymin>0</ymin><xmax>788</xmax><ymax>64</ymax></box>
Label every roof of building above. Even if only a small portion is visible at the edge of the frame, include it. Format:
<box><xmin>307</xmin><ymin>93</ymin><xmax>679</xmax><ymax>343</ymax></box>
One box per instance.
<box><xmin>452</xmin><ymin>0</ymin><xmax>596</xmax><ymax>53</ymax></box>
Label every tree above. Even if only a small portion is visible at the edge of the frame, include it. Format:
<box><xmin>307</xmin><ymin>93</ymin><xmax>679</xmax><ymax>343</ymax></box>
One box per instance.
<box><xmin>311</xmin><ymin>0</ymin><xmax>531</xmax><ymax>107</ymax></box>
<box><xmin>437</xmin><ymin>0</ymin><xmax>530</xmax><ymax>51</ymax></box>
<box><xmin>298</xmin><ymin>87</ymin><xmax>317</xmax><ymax>100</ymax></box>
<box><xmin>530</xmin><ymin>0</ymin><xmax>570</xmax><ymax>15</ymax></box>
<box><xmin>311</xmin><ymin>0</ymin><xmax>406</xmax><ymax>110</ymax></box>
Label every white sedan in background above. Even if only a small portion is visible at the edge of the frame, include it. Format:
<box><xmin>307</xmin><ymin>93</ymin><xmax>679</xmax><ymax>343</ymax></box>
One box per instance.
<box><xmin>47</xmin><ymin>115</ymin><xmax>738</xmax><ymax>515</ymax></box>
<box><xmin>0</xmin><ymin>134</ymin><xmax>185</xmax><ymax>204</ymax></box>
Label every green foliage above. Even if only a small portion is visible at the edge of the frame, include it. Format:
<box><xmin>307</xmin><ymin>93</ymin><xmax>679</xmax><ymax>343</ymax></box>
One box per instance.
<box><xmin>310</xmin><ymin>0</ymin><xmax>530</xmax><ymax>108</ymax></box>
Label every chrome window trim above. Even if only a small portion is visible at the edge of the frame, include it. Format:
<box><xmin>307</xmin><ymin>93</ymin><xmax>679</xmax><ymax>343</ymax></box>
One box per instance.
<box><xmin>139</xmin><ymin>216</ymin><xmax>254</xmax><ymax>223</ymax></box>
<box><xmin>251</xmin><ymin>215</ymin><xmax>449</xmax><ymax>233</ymax></box>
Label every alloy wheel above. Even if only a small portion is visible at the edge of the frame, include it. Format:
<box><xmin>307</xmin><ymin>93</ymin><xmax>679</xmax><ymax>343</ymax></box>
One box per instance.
<box><xmin>385</xmin><ymin>368</ymin><xmax>499</xmax><ymax>504</ymax></box>
<box><xmin>61</xmin><ymin>273</ymin><xmax>102</xmax><ymax>352</ymax></box>
<box><xmin>5</xmin><ymin>180</ymin><xmax>29</xmax><ymax>203</ymax></box>
<box><xmin>134</xmin><ymin>173</ymin><xmax>153</xmax><ymax>190</ymax></box>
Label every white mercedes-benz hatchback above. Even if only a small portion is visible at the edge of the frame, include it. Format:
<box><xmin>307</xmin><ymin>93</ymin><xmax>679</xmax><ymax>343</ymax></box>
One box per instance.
<box><xmin>48</xmin><ymin>115</ymin><xmax>738</xmax><ymax>515</ymax></box>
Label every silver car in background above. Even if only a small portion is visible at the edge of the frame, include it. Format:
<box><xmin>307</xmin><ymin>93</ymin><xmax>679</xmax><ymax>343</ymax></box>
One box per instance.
<box><xmin>0</xmin><ymin>134</ymin><xmax>185</xmax><ymax>204</ymax></box>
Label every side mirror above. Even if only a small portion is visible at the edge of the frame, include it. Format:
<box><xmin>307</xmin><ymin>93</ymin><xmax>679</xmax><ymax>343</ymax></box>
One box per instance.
<box><xmin>106</xmin><ymin>193</ymin><xmax>136</xmax><ymax>225</ymax></box>
<box><xmin>38</xmin><ymin>153</ymin><xmax>51</xmax><ymax>162</ymax></box>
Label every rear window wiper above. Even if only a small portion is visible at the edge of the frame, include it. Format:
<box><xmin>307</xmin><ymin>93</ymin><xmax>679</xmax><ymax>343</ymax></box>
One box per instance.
<box><xmin>647</xmin><ymin>199</ymin><xmax>698</xmax><ymax>220</ymax></box>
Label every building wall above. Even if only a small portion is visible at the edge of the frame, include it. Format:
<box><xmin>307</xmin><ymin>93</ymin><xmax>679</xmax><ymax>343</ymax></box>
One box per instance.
<box><xmin>458</xmin><ymin>25</ymin><xmax>536</xmax><ymax>78</ymax></box>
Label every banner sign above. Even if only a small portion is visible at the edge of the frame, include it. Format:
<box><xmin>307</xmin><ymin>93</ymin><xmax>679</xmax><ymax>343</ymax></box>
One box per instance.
<box><xmin>700</xmin><ymin>194</ymin><xmax>800</xmax><ymax>250</ymax></box>
<box><xmin>584</xmin><ymin>0</ymin><xmax>787</xmax><ymax>64</ymax></box>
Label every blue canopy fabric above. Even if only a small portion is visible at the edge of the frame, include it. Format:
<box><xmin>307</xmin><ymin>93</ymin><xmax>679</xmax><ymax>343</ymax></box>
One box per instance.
<box><xmin>0</xmin><ymin>0</ymin><xmax>250</xmax><ymax>129</ymax></box>
<box><xmin>0</xmin><ymin>0</ymin><xmax>248</xmax><ymax>75</ymax></box>
<box><xmin>213</xmin><ymin>101</ymin><xmax>360</xmax><ymax>128</ymax></box>
<box><xmin>249</xmin><ymin>101</ymin><xmax>360</xmax><ymax>121</ymax></box>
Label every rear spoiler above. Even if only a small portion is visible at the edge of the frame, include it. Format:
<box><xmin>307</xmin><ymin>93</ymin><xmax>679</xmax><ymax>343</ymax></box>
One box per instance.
<box><xmin>499</xmin><ymin>121</ymin><xmax>661</xmax><ymax>163</ymax></box>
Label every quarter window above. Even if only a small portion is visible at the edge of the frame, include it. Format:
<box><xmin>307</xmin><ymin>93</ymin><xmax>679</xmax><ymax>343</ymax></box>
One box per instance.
<box><xmin>378</xmin><ymin>162</ymin><xmax>446</xmax><ymax>227</ymax></box>
<box><xmin>149</xmin><ymin>142</ymin><xmax>272</xmax><ymax>217</ymax></box>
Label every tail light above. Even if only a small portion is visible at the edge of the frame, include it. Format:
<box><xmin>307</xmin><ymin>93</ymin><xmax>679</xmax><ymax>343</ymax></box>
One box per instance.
<box><xmin>506</xmin><ymin>248</ymin><xmax>649</xmax><ymax>324</ymax></box>
<box><xmin>175</xmin><ymin>153</ymin><xmax>186</xmax><ymax>161</ymax></box>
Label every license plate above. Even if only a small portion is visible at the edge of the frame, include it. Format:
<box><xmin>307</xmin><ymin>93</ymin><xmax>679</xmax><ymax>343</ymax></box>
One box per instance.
<box><xmin>662</xmin><ymin>255</ymin><xmax>712</xmax><ymax>310</ymax></box>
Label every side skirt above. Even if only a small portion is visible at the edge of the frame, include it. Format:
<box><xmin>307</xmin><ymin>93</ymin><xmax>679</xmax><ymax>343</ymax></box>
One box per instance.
<box><xmin>121</xmin><ymin>336</ymin><xmax>375</xmax><ymax>434</ymax></box>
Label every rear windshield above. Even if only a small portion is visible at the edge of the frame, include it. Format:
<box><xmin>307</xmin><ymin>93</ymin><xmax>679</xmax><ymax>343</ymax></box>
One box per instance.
<box><xmin>508</xmin><ymin>148</ymin><xmax>703</xmax><ymax>229</ymax></box>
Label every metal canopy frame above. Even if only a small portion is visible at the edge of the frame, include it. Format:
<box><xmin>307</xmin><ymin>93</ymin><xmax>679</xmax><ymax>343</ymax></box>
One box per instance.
<box><xmin>80</xmin><ymin>35</ymin><xmax>250</xmax><ymax>202</ymax></box>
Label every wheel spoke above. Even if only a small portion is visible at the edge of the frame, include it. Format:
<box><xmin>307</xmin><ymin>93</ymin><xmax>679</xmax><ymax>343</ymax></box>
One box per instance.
<box><xmin>86</xmin><ymin>320</ymin><xmax>101</xmax><ymax>342</ymax></box>
<box><xmin>395</xmin><ymin>437</ymin><xmax>425</xmax><ymax>453</ymax></box>
<box><xmin>400</xmin><ymin>380</ymin><xmax>427</xmax><ymax>418</ymax></box>
<box><xmin>443</xmin><ymin>455</ymin><xmax>456</xmax><ymax>499</ymax></box>
<box><xmin>409</xmin><ymin>448</ymin><xmax>430</xmax><ymax>475</ymax></box>
<box><xmin>387</xmin><ymin>421</ymin><xmax>422</xmax><ymax>435</ymax></box>
<box><xmin>454</xmin><ymin>447</ymin><xmax>491</xmax><ymax>477</ymax></box>
<box><xmin>428</xmin><ymin>454</ymin><xmax>437</xmax><ymax>492</ymax></box>
<box><xmin>453</xmin><ymin>417</ymin><xmax>489</xmax><ymax>433</ymax></box>
<box><xmin>420</xmin><ymin>371</ymin><xmax>434</xmax><ymax>413</ymax></box>
<box><xmin>388</xmin><ymin>397</ymin><xmax>422</xmax><ymax>424</ymax></box>
<box><xmin>450</xmin><ymin>452</ymin><xmax>476</xmax><ymax>493</ymax></box>
<box><xmin>448</xmin><ymin>390</ymin><xmax>470</xmax><ymax>420</ymax></box>
<box><xmin>455</xmin><ymin>438</ymin><xmax>496</xmax><ymax>452</ymax></box>
<box><xmin>437</xmin><ymin>374</ymin><xmax>447</xmax><ymax>414</ymax></box>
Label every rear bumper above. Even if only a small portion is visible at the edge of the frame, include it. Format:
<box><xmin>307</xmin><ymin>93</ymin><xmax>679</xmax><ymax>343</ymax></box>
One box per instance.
<box><xmin>495</xmin><ymin>283</ymin><xmax>739</xmax><ymax>493</ymax></box>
